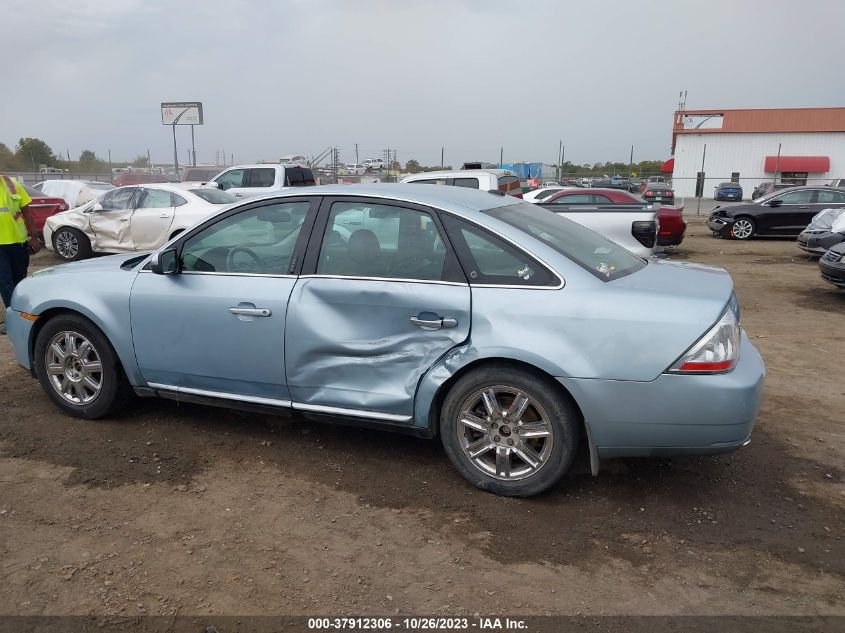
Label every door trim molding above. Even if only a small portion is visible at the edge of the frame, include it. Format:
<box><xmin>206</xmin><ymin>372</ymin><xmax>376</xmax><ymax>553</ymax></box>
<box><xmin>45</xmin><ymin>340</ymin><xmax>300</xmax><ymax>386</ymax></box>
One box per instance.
<box><xmin>145</xmin><ymin>382</ymin><xmax>412</xmax><ymax>423</ymax></box>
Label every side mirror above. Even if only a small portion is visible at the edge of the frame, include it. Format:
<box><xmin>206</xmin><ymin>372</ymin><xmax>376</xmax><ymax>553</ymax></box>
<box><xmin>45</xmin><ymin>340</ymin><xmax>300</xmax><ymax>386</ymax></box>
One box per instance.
<box><xmin>91</xmin><ymin>202</ymin><xmax>103</xmax><ymax>212</ymax></box>
<box><xmin>150</xmin><ymin>248</ymin><xmax>179</xmax><ymax>275</ymax></box>
<box><xmin>207</xmin><ymin>181</ymin><xmax>222</xmax><ymax>190</ymax></box>
<box><xmin>768</xmin><ymin>199</ymin><xmax>783</xmax><ymax>207</ymax></box>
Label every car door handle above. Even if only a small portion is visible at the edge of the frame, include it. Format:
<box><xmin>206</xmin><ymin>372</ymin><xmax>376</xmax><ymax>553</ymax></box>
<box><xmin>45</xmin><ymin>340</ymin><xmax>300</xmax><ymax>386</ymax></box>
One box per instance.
<box><xmin>229</xmin><ymin>307</ymin><xmax>272</xmax><ymax>317</ymax></box>
<box><xmin>158</xmin><ymin>213</ymin><xmax>170</xmax><ymax>218</ymax></box>
<box><xmin>233</xmin><ymin>193</ymin><xmax>243</xmax><ymax>197</ymax></box>
<box><xmin>410</xmin><ymin>314</ymin><xmax>458</xmax><ymax>330</ymax></box>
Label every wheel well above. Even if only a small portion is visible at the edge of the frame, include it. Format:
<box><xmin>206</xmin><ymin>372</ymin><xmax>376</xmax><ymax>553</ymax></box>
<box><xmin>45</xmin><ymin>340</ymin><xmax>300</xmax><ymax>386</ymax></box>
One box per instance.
<box><xmin>427</xmin><ymin>357</ymin><xmax>586</xmax><ymax>439</ymax></box>
<box><xmin>28</xmin><ymin>308</ymin><xmax>127</xmax><ymax>381</ymax></box>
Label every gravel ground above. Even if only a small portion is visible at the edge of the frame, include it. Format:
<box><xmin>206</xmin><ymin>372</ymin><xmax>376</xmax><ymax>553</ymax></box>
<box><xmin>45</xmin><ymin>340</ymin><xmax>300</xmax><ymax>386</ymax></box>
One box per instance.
<box><xmin>0</xmin><ymin>217</ymin><xmax>843</xmax><ymax>619</ymax></box>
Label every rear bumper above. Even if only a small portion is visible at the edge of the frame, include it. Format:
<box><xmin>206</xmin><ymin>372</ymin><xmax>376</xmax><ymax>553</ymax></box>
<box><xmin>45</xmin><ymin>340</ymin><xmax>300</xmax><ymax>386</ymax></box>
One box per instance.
<box><xmin>558</xmin><ymin>333</ymin><xmax>765</xmax><ymax>458</ymax></box>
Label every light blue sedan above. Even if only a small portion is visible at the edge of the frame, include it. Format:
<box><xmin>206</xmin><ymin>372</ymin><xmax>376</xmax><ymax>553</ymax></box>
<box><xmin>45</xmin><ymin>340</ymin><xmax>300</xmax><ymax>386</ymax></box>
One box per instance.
<box><xmin>5</xmin><ymin>185</ymin><xmax>765</xmax><ymax>496</ymax></box>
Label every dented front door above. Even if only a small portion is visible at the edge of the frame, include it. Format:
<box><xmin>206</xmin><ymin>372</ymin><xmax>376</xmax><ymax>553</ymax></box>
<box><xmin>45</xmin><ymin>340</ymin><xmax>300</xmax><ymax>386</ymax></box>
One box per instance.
<box><xmin>89</xmin><ymin>187</ymin><xmax>139</xmax><ymax>251</ymax></box>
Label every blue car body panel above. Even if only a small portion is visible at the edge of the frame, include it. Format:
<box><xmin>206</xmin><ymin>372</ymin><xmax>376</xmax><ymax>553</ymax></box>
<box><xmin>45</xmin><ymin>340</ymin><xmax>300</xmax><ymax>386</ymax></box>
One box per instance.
<box><xmin>7</xmin><ymin>184</ymin><xmax>766</xmax><ymax>462</ymax></box>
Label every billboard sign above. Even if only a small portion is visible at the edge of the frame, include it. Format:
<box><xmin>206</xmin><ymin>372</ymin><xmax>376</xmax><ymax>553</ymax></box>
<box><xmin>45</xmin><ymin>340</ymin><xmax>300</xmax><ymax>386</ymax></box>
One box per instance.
<box><xmin>161</xmin><ymin>102</ymin><xmax>203</xmax><ymax>125</ymax></box>
<box><xmin>682</xmin><ymin>113</ymin><xmax>723</xmax><ymax>130</ymax></box>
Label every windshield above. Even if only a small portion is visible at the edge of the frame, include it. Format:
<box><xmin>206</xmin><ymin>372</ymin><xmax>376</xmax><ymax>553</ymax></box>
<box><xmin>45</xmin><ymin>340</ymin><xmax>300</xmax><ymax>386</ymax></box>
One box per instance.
<box><xmin>483</xmin><ymin>203</ymin><xmax>646</xmax><ymax>282</ymax></box>
<box><xmin>189</xmin><ymin>188</ymin><xmax>238</xmax><ymax>204</ymax></box>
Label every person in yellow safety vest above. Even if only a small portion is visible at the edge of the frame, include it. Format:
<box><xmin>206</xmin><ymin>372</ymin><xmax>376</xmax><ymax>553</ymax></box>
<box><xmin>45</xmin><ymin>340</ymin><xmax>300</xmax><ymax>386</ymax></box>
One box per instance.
<box><xmin>0</xmin><ymin>175</ymin><xmax>42</xmax><ymax>335</ymax></box>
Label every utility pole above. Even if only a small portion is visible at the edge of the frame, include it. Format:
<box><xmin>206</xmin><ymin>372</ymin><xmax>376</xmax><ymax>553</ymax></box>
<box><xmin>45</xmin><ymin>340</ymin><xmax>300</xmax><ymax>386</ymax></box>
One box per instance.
<box><xmin>557</xmin><ymin>140</ymin><xmax>563</xmax><ymax>181</ymax></box>
<box><xmin>147</xmin><ymin>148</ymin><xmax>152</xmax><ymax>170</ymax></box>
<box><xmin>629</xmin><ymin>144</ymin><xmax>634</xmax><ymax>178</ymax></box>
<box><xmin>500</xmin><ymin>147</ymin><xmax>503</xmax><ymax>167</ymax></box>
<box><xmin>773</xmin><ymin>142</ymin><xmax>781</xmax><ymax>185</ymax></box>
<box><xmin>441</xmin><ymin>146</ymin><xmax>444</xmax><ymax>168</ymax></box>
<box><xmin>697</xmin><ymin>143</ymin><xmax>707</xmax><ymax>216</ymax></box>
<box><xmin>191</xmin><ymin>125</ymin><xmax>196</xmax><ymax>167</ymax></box>
<box><xmin>108</xmin><ymin>149</ymin><xmax>112</xmax><ymax>175</ymax></box>
<box><xmin>355</xmin><ymin>143</ymin><xmax>359</xmax><ymax>165</ymax></box>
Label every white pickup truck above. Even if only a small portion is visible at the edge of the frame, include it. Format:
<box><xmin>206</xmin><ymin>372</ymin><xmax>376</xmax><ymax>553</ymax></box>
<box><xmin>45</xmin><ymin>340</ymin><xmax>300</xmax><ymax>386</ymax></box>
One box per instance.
<box><xmin>538</xmin><ymin>201</ymin><xmax>659</xmax><ymax>257</ymax></box>
<box><xmin>206</xmin><ymin>163</ymin><xmax>316</xmax><ymax>199</ymax></box>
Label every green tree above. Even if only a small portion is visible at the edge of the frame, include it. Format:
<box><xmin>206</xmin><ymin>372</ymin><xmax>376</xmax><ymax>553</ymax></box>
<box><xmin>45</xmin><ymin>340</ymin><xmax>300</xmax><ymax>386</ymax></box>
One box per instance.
<box><xmin>79</xmin><ymin>149</ymin><xmax>97</xmax><ymax>167</ymax></box>
<box><xmin>15</xmin><ymin>137</ymin><xmax>55</xmax><ymax>169</ymax></box>
<box><xmin>0</xmin><ymin>143</ymin><xmax>18</xmax><ymax>170</ymax></box>
<box><xmin>405</xmin><ymin>158</ymin><xmax>421</xmax><ymax>173</ymax></box>
<box><xmin>131</xmin><ymin>154</ymin><xmax>149</xmax><ymax>168</ymax></box>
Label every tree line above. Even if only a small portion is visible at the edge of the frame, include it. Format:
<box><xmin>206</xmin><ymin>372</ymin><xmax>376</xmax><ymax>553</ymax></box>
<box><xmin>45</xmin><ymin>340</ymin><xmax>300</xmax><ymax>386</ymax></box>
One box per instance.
<box><xmin>0</xmin><ymin>138</ymin><xmax>151</xmax><ymax>173</ymax></box>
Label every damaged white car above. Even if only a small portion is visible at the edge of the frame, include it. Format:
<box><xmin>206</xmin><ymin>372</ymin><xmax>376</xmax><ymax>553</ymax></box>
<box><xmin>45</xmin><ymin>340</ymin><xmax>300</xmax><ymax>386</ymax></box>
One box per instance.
<box><xmin>44</xmin><ymin>184</ymin><xmax>237</xmax><ymax>262</ymax></box>
<box><xmin>797</xmin><ymin>208</ymin><xmax>845</xmax><ymax>256</ymax></box>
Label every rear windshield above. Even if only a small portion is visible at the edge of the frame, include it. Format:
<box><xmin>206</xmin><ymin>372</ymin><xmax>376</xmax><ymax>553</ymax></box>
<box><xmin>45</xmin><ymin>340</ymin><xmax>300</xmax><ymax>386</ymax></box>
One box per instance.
<box><xmin>189</xmin><ymin>188</ymin><xmax>238</xmax><ymax>204</ymax></box>
<box><xmin>183</xmin><ymin>169</ymin><xmax>219</xmax><ymax>182</ymax></box>
<box><xmin>285</xmin><ymin>167</ymin><xmax>316</xmax><ymax>186</ymax></box>
<box><xmin>483</xmin><ymin>203</ymin><xmax>646</xmax><ymax>282</ymax></box>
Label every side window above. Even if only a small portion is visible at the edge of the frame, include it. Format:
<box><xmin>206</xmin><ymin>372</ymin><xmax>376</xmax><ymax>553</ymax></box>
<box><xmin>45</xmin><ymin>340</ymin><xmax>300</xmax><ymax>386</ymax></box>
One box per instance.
<box><xmin>409</xmin><ymin>178</ymin><xmax>448</xmax><ymax>185</ymax></box>
<box><xmin>248</xmin><ymin>168</ymin><xmax>276</xmax><ymax>188</ymax></box>
<box><xmin>498</xmin><ymin>176</ymin><xmax>521</xmax><ymax>194</ymax></box>
<box><xmin>213</xmin><ymin>169</ymin><xmax>245</xmax><ymax>191</ymax></box>
<box><xmin>285</xmin><ymin>167</ymin><xmax>316</xmax><ymax>186</ymax></box>
<box><xmin>317</xmin><ymin>202</ymin><xmax>448</xmax><ymax>281</ymax></box>
<box><xmin>100</xmin><ymin>187</ymin><xmax>136</xmax><ymax>211</ymax></box>
<box><xmin>180</xmin><ymin>201</ymin><xmax>311</xmax><ymax>274</ymax></box>
<box><xmin>442</xmin><ymin>215</ymin><xmax>556</xmax><ymax>287</ymax></box>
<box><xmin>171</xmin><ymin>193</ymin><xmax>188</xmax><ymax>207</ymax></box>
<box><xmin>550</xmin><ymin>193</ymin><xmax>593</xmax><ymax>204</ymax></box>
<box><xmin>138</xmin><ymin>188</ymin><xmax>173</xmax><ymax>208</ymax></box>
<box><xmin>453</xmin><ymin>178</ymin><xmax>480</xmax><ymax>189</ymax></box>
<box><xmin>775</xmin><ymin>190</ymin><xmax>813</xmax><ymax>204</ymax></box>
<box><xmin>592</xmin><ymin>194</ymin><xmax>612</xmax><ymax>203</ymax></box>
<box><xmin>816</xmin><ymin>189</ymin><xmax>845</xmax><ymax>204</ymax></box>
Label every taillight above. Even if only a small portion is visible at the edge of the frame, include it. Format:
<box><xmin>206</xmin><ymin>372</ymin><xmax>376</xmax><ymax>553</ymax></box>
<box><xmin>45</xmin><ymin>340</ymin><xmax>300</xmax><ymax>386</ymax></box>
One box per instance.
<box><xmin>631</xmin><ymin>220</ymin><xmax>657</xmax><ymax>247</ymax></box>
<box><xmin>668</xmin><ymin>306</ymin><xmax>740</xmax><ymax>374</ymax></box>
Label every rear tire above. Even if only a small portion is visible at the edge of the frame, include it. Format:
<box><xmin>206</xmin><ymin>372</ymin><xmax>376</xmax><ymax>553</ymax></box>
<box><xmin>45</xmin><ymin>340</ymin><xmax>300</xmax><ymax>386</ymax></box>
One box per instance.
<box><xmin>53</xmin><ymin>227</ymin><xmax>92</xmax><ymax>261</ymax></box>
<box><xmin>731</xmin><ymin>217</ymin><xmax>756</xmax><ymax>240</ymax></box>
<box><xmin>440</xmin><ymin>364</ymin><xmax>580</xmax><ymax>497</ymax></box>
<box><xmin>34</xmin><ymin>314</ymin><xmax>130</xmax><ymax>419</ymax></box>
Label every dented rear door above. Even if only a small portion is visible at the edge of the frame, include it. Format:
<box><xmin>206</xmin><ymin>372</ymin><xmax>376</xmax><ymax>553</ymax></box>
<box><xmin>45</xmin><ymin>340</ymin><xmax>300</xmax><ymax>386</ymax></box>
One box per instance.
<box><xmin>284</xmin><ymin>196</ymin><xmax>471</xmax><ymax>421</ymax></box>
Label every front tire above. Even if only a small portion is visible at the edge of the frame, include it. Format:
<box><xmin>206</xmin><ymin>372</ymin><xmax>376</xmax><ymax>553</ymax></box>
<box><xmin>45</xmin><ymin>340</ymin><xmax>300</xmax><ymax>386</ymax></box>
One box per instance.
<box><xmin>53</xmin><ymin>227</ymin><xmax>92</xmax><ymax>261</ymax></box>
<box><xmin>731</xmin><ymin>217</ymin><xmax>756</xmax><ymax>240</ymax></box>
<box><xmin>34</xmin><ymin>314</ymin><xmax>130</xmax><ymax>419</ymax></box>
<box><xmin>440</xmin><ymin>364</ymin><xmax>580</xmax><ymax>497</ymax></box>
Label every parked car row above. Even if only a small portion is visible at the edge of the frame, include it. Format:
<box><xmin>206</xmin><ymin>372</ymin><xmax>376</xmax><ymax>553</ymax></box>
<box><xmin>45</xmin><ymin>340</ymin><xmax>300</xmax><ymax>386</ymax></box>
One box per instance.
<box><xmin>706</xmin><ymin>185</ymin><xmax>845</xmax><ymax>291</ymax></box>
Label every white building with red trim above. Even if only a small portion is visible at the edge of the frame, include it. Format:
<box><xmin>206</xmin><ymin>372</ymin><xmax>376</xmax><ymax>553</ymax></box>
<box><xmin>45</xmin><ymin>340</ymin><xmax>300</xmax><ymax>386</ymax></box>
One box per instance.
<box><xmin>665</xmin><ymin>107</ymin><xmax>845</xmax><ymax>199</ymax></box>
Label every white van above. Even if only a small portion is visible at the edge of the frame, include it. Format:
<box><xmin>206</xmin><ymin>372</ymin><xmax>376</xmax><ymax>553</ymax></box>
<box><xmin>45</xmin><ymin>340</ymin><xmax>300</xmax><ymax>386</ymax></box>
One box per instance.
<box><xmin>401</xmin><ymin>169</ymin><xmax>523</xmax><ymax>198</ymax></box>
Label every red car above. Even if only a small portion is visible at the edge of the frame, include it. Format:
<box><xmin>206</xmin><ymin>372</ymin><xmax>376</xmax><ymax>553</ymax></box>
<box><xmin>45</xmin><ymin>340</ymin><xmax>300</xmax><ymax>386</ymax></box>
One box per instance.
<box><xmin>22</xmin><ymin>184</ymin><xmax>69</xmax><ymax>241</ymax></box>
<box><xmin>543</xmin><ymin>187</ymin><xmax>686</xmax><ymax>247</ymax></box>
<box><xmin>112</xmin><ymin>172</ymin><xmax>170</xmax><ymax>187</ymax></box>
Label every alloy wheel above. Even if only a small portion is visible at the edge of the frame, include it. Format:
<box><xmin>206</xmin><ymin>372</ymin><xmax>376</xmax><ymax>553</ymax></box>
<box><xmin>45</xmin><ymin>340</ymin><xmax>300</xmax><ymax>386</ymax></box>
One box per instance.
<box><xmin>732</xmin><ymin>219</ymin><xmax>754</xmax><ymax>239</ymax></box>
<box><xmin>56</xmin><ymin>230</ymin><xmax>79</xmax><ymax>259</ymax></box>
<box><xmin>456</xmin><ymin>386</ymin><xmax>554</xmax><ymax>481</ymax></box>
<box><xmin>44</xmin><ymin>331</ymin><xmax>103</xmax><ymax>405</ymax></box>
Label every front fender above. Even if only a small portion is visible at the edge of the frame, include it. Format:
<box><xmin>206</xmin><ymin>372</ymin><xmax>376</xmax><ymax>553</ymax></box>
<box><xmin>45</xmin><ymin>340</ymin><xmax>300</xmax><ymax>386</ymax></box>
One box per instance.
<box><xmin>13</xmin><ymin>275</ymin><xmax>142</xmax><ymax>385</ymax></box>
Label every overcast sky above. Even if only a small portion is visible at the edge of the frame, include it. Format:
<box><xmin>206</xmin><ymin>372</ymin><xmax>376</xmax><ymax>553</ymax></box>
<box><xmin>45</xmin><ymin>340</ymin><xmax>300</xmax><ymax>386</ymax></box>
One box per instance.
<box><xmin>4</xmin><ymin>0</ymin><xmax>843</xmax><ymax>168</ymax></box>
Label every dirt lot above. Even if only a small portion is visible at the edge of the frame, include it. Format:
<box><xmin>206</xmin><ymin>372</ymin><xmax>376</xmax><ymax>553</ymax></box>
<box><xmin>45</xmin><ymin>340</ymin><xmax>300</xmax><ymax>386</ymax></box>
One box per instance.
<box><xmin>1</xmin><ymin>217</ymin><xmax>843</xmax><ymax>619</ymax></box>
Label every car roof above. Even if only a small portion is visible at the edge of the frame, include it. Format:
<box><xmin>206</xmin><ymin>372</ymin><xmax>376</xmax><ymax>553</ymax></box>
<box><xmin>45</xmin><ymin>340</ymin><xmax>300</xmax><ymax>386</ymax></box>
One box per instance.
<box><xmin>240</xmin><ymin>183</ymin><xmax>521</xmax><ymax>216</ymax></box>
<box><xmin>718</xmin><ymin>182</ymin><xmax>740</xmax><ymax>186</ymax></box>
<box><xmin>402</xmin><ymin>169</ymin><xmax>516</xmax><ymax>179</ymax></box>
